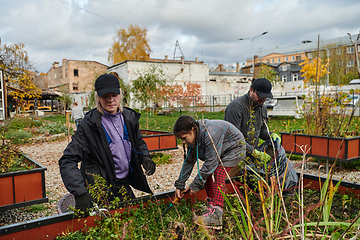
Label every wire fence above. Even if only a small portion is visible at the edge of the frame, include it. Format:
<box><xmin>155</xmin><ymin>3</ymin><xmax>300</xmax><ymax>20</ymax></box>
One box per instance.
<box><xmin>159</xmin><ymin>94</ymin><xmax>242</xmax><ymax>112</ymax></box>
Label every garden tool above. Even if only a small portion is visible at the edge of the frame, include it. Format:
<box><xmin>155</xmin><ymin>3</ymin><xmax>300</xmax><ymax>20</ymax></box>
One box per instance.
<box><xmin>90</xmin><ymin>202</ymin><xmax>109</xmax><ymax>218</ymax></box>
<box><xmin>161</xmin><ymin>189</ymin><xmax>189</xmax><ymax>217</ymax></box>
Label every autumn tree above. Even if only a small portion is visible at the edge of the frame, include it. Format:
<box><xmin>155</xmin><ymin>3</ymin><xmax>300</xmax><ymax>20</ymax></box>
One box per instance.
<box><xmin>258</xmin><ymin>64</ymin><xmax>281</xmax><ymax>88</ymax></box>
<box><xmin>299</xmin><ymin>56</ymin><xmax>329</xmax><ymax>87</ymax></box>
<box><xmin>131</xmin><ymin>65</ymin><xmax>171</xmax><ymax>128</ymax></box>
<box><xmin>165</xmin><ymin>83</ymin><xmax>202</xmax><ymax>107</ymax></box>
<box><xmin>108</xmin><ymin>24</ymin><xmax>151</xmax><ymax>65</ymax></box>
<box><xmin>0</xmin><ymin>41</ymin><xmax>41</xmax><ymax>102</ymax></box>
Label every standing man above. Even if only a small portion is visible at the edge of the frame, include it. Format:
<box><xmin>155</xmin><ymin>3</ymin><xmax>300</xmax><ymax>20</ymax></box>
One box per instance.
<box><xmin>224</xmin><ymin>78</ymin><xmax>281</xmax><ymax>161</ymax></box>
<box><xmin>59</xmin><ymin>74</ymin><xmax>156</xmax><ymax>216</ymax></box>
<box><xmin>71</xmin><ymin>102</ymin><xmax>84</xmax><ymax>130</ymax></box>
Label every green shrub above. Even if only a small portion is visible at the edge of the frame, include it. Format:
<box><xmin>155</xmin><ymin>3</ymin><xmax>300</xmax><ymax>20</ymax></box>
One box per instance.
<box><xmin>151</xmin><ymin>152</ymin><xmax>172</xmax><ymax>165</ymax></box>
<box><xmin>9</xmin><ymin>117</ymin><xmax>42</xmax><ymax>130</ymax></box>
<box><xmin>5</xmin><ymin>129</ymin><xmax>33</xmax><ymax>144</ymax></box>
<box><xmin>0</xmin><ymin>145</ymin><xmax>34</xmax><ymax>173</ymax></box>
<box><xmin>38</xmin><ymin>122</ymin><xmax>74</xmax><ymax>135</ymax></box>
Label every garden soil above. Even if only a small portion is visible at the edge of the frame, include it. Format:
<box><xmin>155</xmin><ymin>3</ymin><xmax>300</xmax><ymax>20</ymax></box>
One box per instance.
<box><xmin>1</xmin><ymin>137</ymin><xmax>360</xmax><ymax>227</ymax></box>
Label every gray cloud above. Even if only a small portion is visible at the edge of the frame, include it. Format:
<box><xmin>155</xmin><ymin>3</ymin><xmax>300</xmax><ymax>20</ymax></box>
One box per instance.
<box><xmin>0</xmin><ymin>0</ymin><xmax>359</xmax><ymax>73</ymax></box>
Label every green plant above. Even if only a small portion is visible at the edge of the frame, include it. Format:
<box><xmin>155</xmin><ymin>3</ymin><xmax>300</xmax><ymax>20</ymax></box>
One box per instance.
<box><xmin>23</xmin><ymin>204</ymin><xmax>49</xmax><ymax>213</ymax></box>
<box><xmin>38</xmin><ymin>122</ymin><xmax>74</xmax><ymax>135</ymax></box>
<box><xmin>0</xmin><ymin>144</ymin><xmax>34</xmax><ymax>173</ymax></box>
<box><xmin>8</xmin><ymin>116</ymin><xmax>42</xmax><ymax>130</ymax></box>
<box><xmin>6</xmin><ymin>129</ymin><xmax>33</xmax><ymax>144</ymax></box>
<box><xmin>150</xmin><ymin>152</ymin><xmax>172</xmax><ymax>165</ymax></box>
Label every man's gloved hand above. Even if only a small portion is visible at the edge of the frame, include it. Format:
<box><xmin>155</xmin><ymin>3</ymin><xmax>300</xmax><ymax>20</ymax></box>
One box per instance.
<box><xmin>271</xmin><ymin>132</ymin><xmax>281</xmax><ymax>144</ymax></box>
<box><xmin>75</xmin><ymin>192</ymin><xmax>93</xmax><ymax>217</ymax></box>
<box><xmin>252</xmin><ymin>149</ymin><xmax>272</xmax><ymax>162</ymax></box>
<box><xmin>142</xmin><ymin>155</ymin><xmax>156</xmax><ymax>175</ymax></box>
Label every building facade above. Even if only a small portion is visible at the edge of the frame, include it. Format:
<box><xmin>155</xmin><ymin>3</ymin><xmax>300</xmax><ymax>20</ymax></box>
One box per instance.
<box><xmin>34</xmin><ymin>59</ymin><xmax>108</xmax><ymax>93</ymax></box>
<box><xmin>107</xmin><ymin>56</ymin><xmax>252</xmax><ymax>106</ymax></box>
<box><xmin>245</xmin><ymin>35</ymin><xmax>360</xmax><ymax>81</ymax></box>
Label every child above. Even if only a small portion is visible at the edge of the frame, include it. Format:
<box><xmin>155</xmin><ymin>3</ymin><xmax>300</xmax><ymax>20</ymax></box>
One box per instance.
<box><xmin>173</xmin><ymin>115</ymin><xmax>246</xmax><ymax>230</ymax></box>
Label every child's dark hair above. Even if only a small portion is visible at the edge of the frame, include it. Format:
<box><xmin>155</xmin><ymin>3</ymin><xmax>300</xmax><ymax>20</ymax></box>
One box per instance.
<box><xmin>173</xmin><ymin>115</ymin><xmax>199</xmax><ymax>164</ymax></box>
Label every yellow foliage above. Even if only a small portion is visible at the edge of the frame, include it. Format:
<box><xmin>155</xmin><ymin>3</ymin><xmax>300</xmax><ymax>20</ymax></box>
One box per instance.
<box><xmin>0</xmin><ymin>42</ymin><xmax>42</xmax><ymax>100</ymax></box>
<box><xmin>299</xmin><ymin>56</ymin><xmax>329</xmax><ymax>87</ymax></box>
<box><xmin>108</xmin><ymin>24</ymin><xmax>151</xmax><ymax>65</ymax></box>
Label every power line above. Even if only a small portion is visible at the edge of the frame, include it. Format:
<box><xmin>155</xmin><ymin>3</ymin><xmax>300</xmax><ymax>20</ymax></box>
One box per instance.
<box><xmin>0</xmin><ymin>21</ymin><xmax>90</xmax><ymax>55</ymax></box>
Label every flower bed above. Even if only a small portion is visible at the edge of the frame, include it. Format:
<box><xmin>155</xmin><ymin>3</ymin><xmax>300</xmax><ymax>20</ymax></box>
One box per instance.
<box><xmin>140</xmin><ymin>129</ymin><xmax>177</xmax><ymax>152</ymax></box>
<box><xmin>1</xmin><ymin>173</ymin><xmax>360</xmax><ymax>239</ymax></box>
<box><xmin>281</xmin><ymin>131</ymin><xmax>360</xmax><ymax>162</ymax></box>
<box><xmin>0</xmin><ymin>154</ymin><xmax>48</xmax><ymax>211</ymax></box>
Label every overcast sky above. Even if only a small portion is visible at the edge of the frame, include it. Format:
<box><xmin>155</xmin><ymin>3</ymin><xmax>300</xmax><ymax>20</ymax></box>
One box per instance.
<box><xmin>1</xmin><ymin>0</ymin><xmax>359</xmax><ymax>73</ymax></box>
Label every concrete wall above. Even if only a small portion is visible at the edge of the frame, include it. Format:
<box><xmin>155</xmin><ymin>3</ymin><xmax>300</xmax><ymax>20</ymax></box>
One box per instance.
<box><xmin>108</xmin><ymin>59</ymin><xmax>251</xmax><ymax>109</ymax></box>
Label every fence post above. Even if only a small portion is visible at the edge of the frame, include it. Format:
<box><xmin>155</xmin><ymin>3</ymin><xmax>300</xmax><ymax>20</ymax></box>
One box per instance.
<box><xmin>212</xmin><ymin>95</ymin><xmax>215</xmax><ymax>113</ymax></box>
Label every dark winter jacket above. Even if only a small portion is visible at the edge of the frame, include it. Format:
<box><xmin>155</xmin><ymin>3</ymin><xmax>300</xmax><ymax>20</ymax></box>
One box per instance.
<box><xmin>224</xmin><ymin>92</ymin><xmax>271</xmax><ymax>155</ymax></box>
<box><xmin>59</xmin><ymin>107</ymin><xmax>152</xmax><ymax>199</ymax></box>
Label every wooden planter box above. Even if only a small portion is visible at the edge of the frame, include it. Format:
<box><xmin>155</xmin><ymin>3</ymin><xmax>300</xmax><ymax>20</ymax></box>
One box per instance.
<box><xmin>0</xmin><ymin>155</ymin><xmax>48</xmax><ymax>212</ymax></box>
<box><xmin>281</xmin><ymin>131</ymin><xmax>360</xmax><ymax>162</ymax></box>
<box><xmin>1</xmin><ymin>173</ymin><xmax>359</xmax><ymax>240</ymax></box>
<box><xmin>140</xmin><ymin>129</ymin><xmax>178</xmax><ymax>152</ymax></box>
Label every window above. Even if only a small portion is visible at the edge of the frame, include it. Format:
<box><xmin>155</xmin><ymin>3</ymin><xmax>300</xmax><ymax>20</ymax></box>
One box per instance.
<box><xmin>347</xmin><ymin>46</ymin><xmax>354</xmax><ymax>53</ymax></box>
<box><xmin>209</xmin><ymin>78</ymin><xmax>216</xmax><ymax>82</ymax></box>
<box><xmin>55</xmin><ymin>73</ymin><xmax>57</xmax><ymax>79</ymax></box>
<box><xmin>73</xmin><ymin>83</ymin><xmax>79</xmax><ymax>91</ymax></box>
<box><xmin>337</xmin><ymin>61</ymin><xmax>343</xmax><ymax>67</ymax></box>
<box><xmin>281</xmin><ymin>65</ymin><xmax>289</xmax><ymax>71</ymax></box>
<box><xmin>266</xmin><ymin>60</ymin><xmax>270</xmax><ymax>63</ymax></box>
<box><xmin>65</xmin><ymin>69</ymin><xmax>68</xmax><ymax>77</ymax></box>
<box><xmin>337</xmin><ymin>48</ymin><xmax>342</xmax><ymax>55</ymax></box>
<box><xmin>278</xmin><ymin>58</ymin><xmax>280</xmax><ymax>63</ymax></box>
<box><xmin>285</xmin><ymin>57</ymin><xmax>288</xmax><ymax>61</ymax></box>
<box><xmin>272</xmin><ymin>59</ymin><xmax>274</xmax><ymax>63</ymax></box>
<box><xmin>282</xmin><ymin>75</ymin><xmax>287</xmax><ymax>82</ymax></box>
<box><xmin>292</xmin><ymin>56</ymin><xmax>295</xmax><ymax>61</ymax></box>
<box><xmin>296</xmin><ymin>55</ymin><xmax>301</xmax><ymax>61</ymax></box>
<box><xmin>293</xmin><ymin>74</ymin><xmax>298</xmax><ymax>81</ymax></box>
<box><xmin>74</xmin><ymin>69</ymin><xmax>79</xmax><ymax>77</ymax></box>
<box><xmin>347</xmin><ymin>60</ymin><xmax>354</xmax><ymax>67</ymax></box>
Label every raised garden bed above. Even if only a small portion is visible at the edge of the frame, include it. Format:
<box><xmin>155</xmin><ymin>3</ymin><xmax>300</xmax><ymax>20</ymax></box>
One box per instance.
<box><xmin>140</xmin><ymin>129</ymin><xmax>177</xmax><ymax>152</ymax></box>
<box><xmin>281</xmin><ymin>131</ymin><xmax>360</xmax><ymax>162</ymax></box>
<box><xmin>0</xmin><ymin>155</ymin><xmax>48</xmax><ymax>212</ymax></box>
<box><xmin>1</xmin><ymin>173</ymin><xmax>360</xmax><ymax>239</ymax></box>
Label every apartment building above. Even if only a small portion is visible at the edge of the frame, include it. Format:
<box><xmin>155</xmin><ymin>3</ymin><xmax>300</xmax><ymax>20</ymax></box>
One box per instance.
<box><xmin>245</xmin><ymin>34</ymin><xmax>360</xmax><ymax>77</ymax></box>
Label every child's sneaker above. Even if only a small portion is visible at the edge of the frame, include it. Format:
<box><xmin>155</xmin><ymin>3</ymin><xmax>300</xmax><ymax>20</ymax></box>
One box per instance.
<box><xmin>194</xmin><ymin>205</ymin><xmax>223</xmax><ymax>230</ymax></box>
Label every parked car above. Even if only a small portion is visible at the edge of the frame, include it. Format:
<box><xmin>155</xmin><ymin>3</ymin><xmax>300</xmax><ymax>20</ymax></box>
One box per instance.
<box><xmin>265</xmin><ymin>98</ymin><xmax>278</xmax><ymax>109</ymax></box>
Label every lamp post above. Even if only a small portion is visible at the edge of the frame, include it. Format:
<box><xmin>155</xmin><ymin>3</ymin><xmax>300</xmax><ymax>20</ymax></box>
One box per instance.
<box><xmin>239</xmin><ymin>31</ymin><xmax>268</xmax><ymax>78</ymax></box>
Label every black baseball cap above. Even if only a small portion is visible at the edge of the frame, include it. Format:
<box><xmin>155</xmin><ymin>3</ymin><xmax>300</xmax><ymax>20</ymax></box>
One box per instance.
<box><xmin>251</xmin><ymin>78</ymin><xmax>273</xmax><ymax>98</ymax></box>
<box><xmin>95</xmin><ymin>74</ymin><xmax>120</xmax><ymax>97</ymax></box>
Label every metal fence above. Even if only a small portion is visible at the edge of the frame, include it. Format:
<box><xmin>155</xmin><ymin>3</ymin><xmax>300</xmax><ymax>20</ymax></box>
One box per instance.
<box><xmin>159</xmin><ymin>94</ymin><xmax>242</xmax><ymax>112</ymax></box>
<box><xmin>155</xmin><ymin>87</ymin><xmax>360</xmax><ymax>113</ymax></box>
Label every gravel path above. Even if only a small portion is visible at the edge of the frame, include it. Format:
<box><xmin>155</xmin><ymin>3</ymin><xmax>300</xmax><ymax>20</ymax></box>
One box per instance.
<box><xmin>1</xmin><ymin>137</ymin><xmax>360</xmax><ymax>227</ymax></box>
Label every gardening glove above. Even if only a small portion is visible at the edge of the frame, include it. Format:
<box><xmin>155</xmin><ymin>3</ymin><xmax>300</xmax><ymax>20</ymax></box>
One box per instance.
<box><xmin>252</xmin><ymin>149</ymin><xmax>272</xmax><ymax>162</ymax></box>
<box><xmin>271</xmin><ymin>133</ymin><xmax>281</xmax><ymax>144</ymax></box>
<box><xmin>75</xmin><ymin>192</ymin><xmax>93</xmax><ymax>217</ymax></box>
<box><xmin>142</xmin><ymin>155</ymin><xmax>156</xmax><ymax>176</ymax></box>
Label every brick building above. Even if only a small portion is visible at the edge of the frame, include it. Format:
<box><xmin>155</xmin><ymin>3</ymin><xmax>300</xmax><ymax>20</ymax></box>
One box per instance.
<box><xmin>34</xmin><ymin>59</ymin><xmax>108</xmax><ymax>93</ymax></box>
